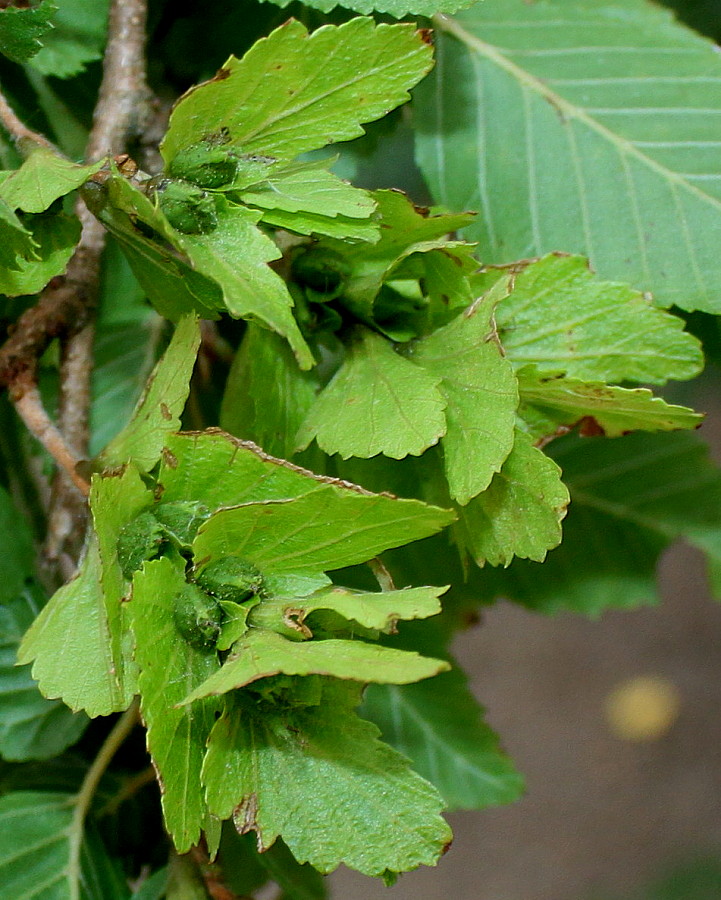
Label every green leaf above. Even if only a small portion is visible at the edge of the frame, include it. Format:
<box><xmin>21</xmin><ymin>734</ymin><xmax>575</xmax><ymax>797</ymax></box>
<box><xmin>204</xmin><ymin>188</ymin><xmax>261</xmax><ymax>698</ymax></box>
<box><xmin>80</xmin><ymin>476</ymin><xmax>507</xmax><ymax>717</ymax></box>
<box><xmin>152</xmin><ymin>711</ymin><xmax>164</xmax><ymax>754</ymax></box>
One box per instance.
<box><xmin>254</xmin><ymin>840</ymin><xmax>327</xmax><ymax>900</ymax></box>
<box><xmin>201</xmin><ymin>682</ymin><xmax>452</xmax><ymax>876</ymax></box>
<box><xmin>176</xmin><ymin>201</ymin><xmax>313</xmax><ymax>369</ymax></box>
<box><xmin>98</xmin><ymin>315</ymin><xmax>200</xmax><ymax>471</ymax></box>
<box><xmin>131</xmin><ymin>868</ymin><xmax>169</xmax><ymax>900</ymax></box>
<box><xmin>454</xmin><ymin>428</ymin><xmax>569</xmax><ymax>568</ymax></box>
<box><xmin>89</xmin><ymin>467</ymin><xmax>153</xmax><ymax>697</ymax></box>
<box><xmin>486</xmin><ymin>255</ymin><xmax>703</xmax><ymax>384</ymax></box>
<box><xmin>0</xmin><ymin>208</ymin><xmax>80</xmax><ymax>297</ymax></box>
<box><xmin>0</xmin><ymin>149</ymin><xmax>104</xmax><ymax>213</ymax></box>
<box><xmin>362</xmin><ymin>665</ymin><xmax>524</xmax><ymax>811</ymax></box>
<box><xmin>260</xmin><ymin>0</ymin><xmax>475</xmax><ymax>18</ymax></box>
<box><xmin>220</xmin><ymin>324</ymin><xmax>321</xmax><ymax>460</ymax></box>
<box><xmin>0</xmin><ymin>791</ymin><xmax>129</xmax><ymax>900</ymax></box>
<box><xmin>0</xmin><ymin>0</ymin><xmax>56</xmax><ymax>64</ymax></box>
<box><xmin>0</xmin><ymin>584</ymin><xmax>88</xmax><ymax>762</ymax></box>
<box><xmin>131</xmin><ymin>558</ymin><xmax>221</xmax><ymax>854</ymax></box>
<box><xmin>296</xmin><ymin>326</ymin><xmax>447</xmax><ymax>459</ymax></box>
<box><xmin>255</xmin><ymin>205</ymin><xmax>381</xmax><ymax>242</ymax></box>
<box><xmin>481</xmin><ymin>431</ymin><xmax>721</xmax><ymax>614</ymax></box>
<box><xmin>518</xmin><ymin>366</ymin><xmax>703</xmax><ymax>440</ymax></box>
<box><xmin>161</xmin><ymin>18</ymin><xmax>434</xmax><ymax>163</ymax></box>
<box><xmin>417</xmin><ymin>0</ymin><xmax>721</xmax><ymax>313</ymax></box>
<box><xmin>0</xmin><ymin>196</ymin><xmax>38</xmax><ymax>270</ymax></box>
<box><xmin>182</xmin><ymin>629</ymin><xmax>448</xmax><ymax>704</ymax></box>
<box><xmin>251</xmin><ymin>584</ymin><xmax>448</xmax><ymax>634</ymax></box>
<box><xmin>29</xmin><ymin>0</ymin><xmax>109</xmax><ymax>78</ymax></box>
<box><xmin>0</xmin><ymin>484</ymin><xmax>34</xmax><ymax>605</ymax></box>
<box><xmin>17</xmin><ymin>539</ymin><xmax>132</xmax><ymax>716</ymax></box>
<box><xmin>410</xmin><ymin>283</ymin><xmax>518</xmax><ymax>505</ymax></box>
<box><xmin>193</xmin><ymin>487</ymin><xmax>456</xmax><ymax>576</ymax></box>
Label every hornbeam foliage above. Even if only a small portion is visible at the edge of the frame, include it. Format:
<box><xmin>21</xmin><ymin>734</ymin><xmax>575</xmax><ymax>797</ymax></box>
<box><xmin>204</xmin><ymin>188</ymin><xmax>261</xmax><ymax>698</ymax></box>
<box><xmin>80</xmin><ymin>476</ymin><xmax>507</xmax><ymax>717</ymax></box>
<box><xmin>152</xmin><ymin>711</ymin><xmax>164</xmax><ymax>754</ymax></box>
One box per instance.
<box><xmin>0</xmin><ymin>2</ymin><xmax>718</xmax><ymax>897</ymax></box>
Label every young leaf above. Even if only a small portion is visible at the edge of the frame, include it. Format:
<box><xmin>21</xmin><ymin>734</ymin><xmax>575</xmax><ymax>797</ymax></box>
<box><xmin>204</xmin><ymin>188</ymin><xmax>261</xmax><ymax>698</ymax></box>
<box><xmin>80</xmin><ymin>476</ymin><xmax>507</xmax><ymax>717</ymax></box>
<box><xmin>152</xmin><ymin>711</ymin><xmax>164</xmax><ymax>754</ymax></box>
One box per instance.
<box><xmin>486</xmin><ymin>254</ymin><xmax>703</xmax><ymax>384</ymax></box>
<box><xmin>518</xmin><ymin>366</ymin><xmax>703</xmax><ymax>439</ymax></box>
<box><xmin>182</xmin><ymin>629</ymin><xmax>449</xmax><ymax>704</ymax></box>
<box><xmin>0</xmin><ymin>149</ymin><xmax>104</xmax><ymax>214</ymax></box>
<box><xmin>296</xmin><ymin>326</ymin><xmax>448</xmax><ymax>460</ymax></box>
<box><xmin>0</xmin><ymin>209</ymin><xmax>80</xmax><ymax>297</ymax></box>
<box><xmin>0</xmin><ymin>197</ymin><xmax>38</xmax><ymax>270</ymax></box>
<box><xmin>98</xmin><ymin>315</ymin><xmax>200</xmax><ymax>471</ymax></box>
<box><xmin>201</xmin><ymin>682</ymin><xmax>452</xmax><ymax>877</ymax></box>
<box><xmin>454</xmin><ymin>428</ymin><xmax>569</xmax><ymax>567</ymax></box>
<box><xmin>0</xmin><ymin>792</ymin><xmax>129</xmax><ymax>900</ymax></box>
<box><xmin>176</xmin><ymin>200</ymin><xmax>313</xmax><ymax>369</ymax></box>
<box><xmin>193</xmin><ymin>487</ymin><xmax>455</xmax><ymax>576</ymax></box>
<box><xmin>417</xmin><ymin>0</ymin><xmax>721</xmax><ymax>313</ymax></box>
<box><xmin>0</xmin><ymin>584</ymin><xmax>88</xmax><ymax>762</ymax></box>
<box><xmin>410</xmin><ymin>284</ymin><xmax>518</xmax><ymax>505</ymax></box>
<box><xmin>17</xmin><ymin>538</ymin><xmax>134</xmax><ymax>716</ymax></box>
<box><xmin>221</xmin><ymin>324</ymin><xmax>321</xmax><ymax>460</ymax></box>
<box><xmin>131</xmin><ymin>558</ymin><xmax>221</xmax><ymax>854</ymax></box>
<box><xmin>161</xmin><ymin>18</ymin><xmax>434</xmax><ymax>163</ymax></box>
<box><xmin>362</xmin><ymin>666</ymin><xmax>524</xmax><ymax>811</ymax></box>
<box><xmin>0</xmin><ymin>0</ymin><xmax>56</xmax><ymax>64</ymax></box>
<box><xmin>250</xmin><ymin>584</ymin><xmax>448</xmax><ymax>635</ymax></box>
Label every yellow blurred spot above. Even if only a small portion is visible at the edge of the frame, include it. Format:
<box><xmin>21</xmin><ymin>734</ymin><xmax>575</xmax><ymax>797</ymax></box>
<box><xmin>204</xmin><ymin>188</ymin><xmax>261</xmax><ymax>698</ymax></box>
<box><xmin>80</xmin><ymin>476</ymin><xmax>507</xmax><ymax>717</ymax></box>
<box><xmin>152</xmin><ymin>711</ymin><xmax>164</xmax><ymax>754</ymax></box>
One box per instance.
<box><xmin>604</xmin><ymin>675</ymin><xmax>681</xmax><ymax>742</ymax></box>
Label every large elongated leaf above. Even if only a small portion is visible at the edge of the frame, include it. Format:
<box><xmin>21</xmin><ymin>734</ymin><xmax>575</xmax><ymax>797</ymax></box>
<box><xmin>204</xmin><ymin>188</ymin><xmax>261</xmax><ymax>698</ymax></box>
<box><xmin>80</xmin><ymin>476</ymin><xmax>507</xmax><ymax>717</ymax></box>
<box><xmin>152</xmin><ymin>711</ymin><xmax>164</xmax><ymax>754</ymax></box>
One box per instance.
<box><xmin>161</xmin><ymin>19</ymin><xmax>433</xmax><ymax>162</ymax></box>
<box><xmin>131</xmin><ymin>558</ymin><xmax>220</xmax><ymax>854</ymax></box>
<box><xmin>417</xmin><ymin>0</ymin><xmax>721</xmax><ymax>312</ymax></box>
<box><xmin>182</xmin><ymin>630</ymin><xmax>448</xmax><ymax>704</ymax></box>
<box><xmin>193</xmin><ymin>487</ymin><xmax>455</xmax><ymax>576</ymax></box>
<box><xmin>201</xmin><ymin>682</ymin><xmax>452</xmax><ymax>877</ymax></box>
<box><xmin>0</xmin><ymin>792</ymin><xmax>129</xmax><ymax>900</ymax></box>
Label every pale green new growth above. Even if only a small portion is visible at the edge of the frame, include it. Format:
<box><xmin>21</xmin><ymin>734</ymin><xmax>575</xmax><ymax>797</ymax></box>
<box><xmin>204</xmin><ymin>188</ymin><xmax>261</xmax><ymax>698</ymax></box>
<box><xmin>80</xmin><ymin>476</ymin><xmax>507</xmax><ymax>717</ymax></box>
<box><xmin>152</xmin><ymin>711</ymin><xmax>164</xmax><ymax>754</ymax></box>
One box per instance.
<box><xmin>0</xmin><ymin>150</ymin><xmax>104</xmax><ymax>213</ymax></box>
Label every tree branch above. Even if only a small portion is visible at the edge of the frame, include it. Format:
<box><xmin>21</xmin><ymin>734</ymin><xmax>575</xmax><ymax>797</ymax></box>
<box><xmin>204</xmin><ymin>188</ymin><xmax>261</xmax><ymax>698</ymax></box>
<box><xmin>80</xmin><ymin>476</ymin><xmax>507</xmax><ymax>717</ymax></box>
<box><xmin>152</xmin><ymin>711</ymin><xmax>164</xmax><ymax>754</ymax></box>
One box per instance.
<box><xmin>0</xmin><ymin>85</ymin><xmax>56</xmax><ymax>155</ymax></box>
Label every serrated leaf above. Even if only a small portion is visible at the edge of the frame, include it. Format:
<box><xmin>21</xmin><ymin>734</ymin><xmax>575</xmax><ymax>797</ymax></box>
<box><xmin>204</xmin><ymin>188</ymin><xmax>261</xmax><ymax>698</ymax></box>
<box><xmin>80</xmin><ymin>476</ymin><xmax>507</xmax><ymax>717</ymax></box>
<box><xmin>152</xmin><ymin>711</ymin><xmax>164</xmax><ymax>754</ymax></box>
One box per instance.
<box><xmin>518</xmin><ymin>366</ymin><xmax>703</xmax><ymax>439</ymax></box>
<box><xmin>251</xmin><ymin>584</ymin><xmax>448</xmax><ymax>635</ymax></box>
<box><xmin>201</xmin><ymin>681</ymin><xmax>452</xmax><ymax>876</ymax></box>
<box><xmin>0</xmin><ymin>209</ymin><xmax>80</xmax><ymax>297</ymax></box>
<box><xmin>297</xmin><ymin>326</ymin><xmax>447</xmax><ymax>459</ymax></box>
<box><xmin>161</xmin><ymin>19</ymin><xmax>433</xmax><ymax>163</ymax></box>
<box><xmin>99</xmin><ymin>315</ymin><xmax>200</xmax><ymax>471</ymax></box>
<box><xmin>17</xmin><ymin>539</ymin><xmax>132</xmax><ymax>716</ymax></box>
<box><xmin>0</xmin><ymin>791</ymin><xmax>129</xmax><ymax>900</ymax></box>
<box><xmin>240</xmin><ymin>160</ymin><xmax>376</xmax><ymax>220</ymax></box>
<box><xmin>485</xmin><ymin>254</ymin><xmax>703</xmax><ymax>384</ymax></box>
<box><xmin>260</xmin><ymin>0</ymin><xmax>475</xmax><ymax>17</ymax></box>
<box><xmin>29</xmin><ymin>0</ymin><xmax>109</xmax><ymax>78</ymax></box>
<box><xmin>454</xmin><ymin>428</ymin><xmax>569</xmax><ymax>568</ymax></box>
<box><xmin>0</xmin><ymin>0</ymin><xmax>56</xmax><ymax>64</ymax></box>
<box><xmin>193</xmin><ymin>487</ymin><xmax>455</xmax><ymax>576</ymax></box>
<box><xmin>221</xmin><ymin>324</ymin><xmax>321</xmax><ymax>460</ymax></box>
<box><xmin>481</xmin><ymin>431</ymin><xmax>721</xmax><ymax>615</ymax></box>
<box><xmin>362</xmin><ymin>665</ymin><xmax>523</xmax><ymax>810</ymax></box>
<box><xmin>176</xmin><ymin>201</ymin><xmax>313</xmax><ymax>369</ymax></box>
<box><xmin>410</xmin><ymin>285</ymin><xmax>518</xmax><ymax>504</ymax></box>
<box><xmin>0</xmin><ymin>585</ymin><xmax>88</xmax><ymax>762</ymax></box>
<box><xmin>131</xmin><ymin>558</ymin><xmax>221</xmax><ymax>854</ymax></box>
<box><xmin>0</xmin><ymin>150</ymin><xmax>104</xmax><ymax>214</ymax></box>
<box><xmin>255</xmin><ymin>206</ymin><xmax>381</xmax><ymax>242</ymax></box>
<box><xmin>417</xmin><ymin>0</ymin><xmax>721</xmax><ymax>312</ymax></box>
<box><xmin>182</xmin><ymin>630</ymin><xmax>448</xmax><ymax>704</ymax></box>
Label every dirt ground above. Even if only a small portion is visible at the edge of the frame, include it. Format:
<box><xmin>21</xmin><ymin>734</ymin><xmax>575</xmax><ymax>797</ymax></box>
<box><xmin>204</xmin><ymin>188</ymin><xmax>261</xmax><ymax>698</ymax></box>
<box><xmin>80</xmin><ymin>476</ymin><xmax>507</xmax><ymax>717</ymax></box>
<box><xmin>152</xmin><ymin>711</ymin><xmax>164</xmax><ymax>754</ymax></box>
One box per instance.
<box><xmin>331</xmin><ymin>541</ymin><xmax>721</xmax><ymax>900</ymax></box>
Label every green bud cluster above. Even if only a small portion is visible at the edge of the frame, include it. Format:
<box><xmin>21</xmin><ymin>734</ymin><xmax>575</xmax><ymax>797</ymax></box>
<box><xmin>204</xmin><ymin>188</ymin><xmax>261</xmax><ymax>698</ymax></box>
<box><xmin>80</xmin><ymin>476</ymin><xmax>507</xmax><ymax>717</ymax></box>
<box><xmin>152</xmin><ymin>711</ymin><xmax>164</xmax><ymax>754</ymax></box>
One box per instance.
<box><xmin>149</xmin><ymin>177</ymin><xmax>219</xmax><ymax>234</ymax></box>
<box><xmin>168</xmin><ymin>140</ymin><xmax>239</xmax><ymax>189</ymax></box>
<box><xmin>172</xmin><ymin>583</ymin><xmax>225</xmax><ymax>651</ymax></box>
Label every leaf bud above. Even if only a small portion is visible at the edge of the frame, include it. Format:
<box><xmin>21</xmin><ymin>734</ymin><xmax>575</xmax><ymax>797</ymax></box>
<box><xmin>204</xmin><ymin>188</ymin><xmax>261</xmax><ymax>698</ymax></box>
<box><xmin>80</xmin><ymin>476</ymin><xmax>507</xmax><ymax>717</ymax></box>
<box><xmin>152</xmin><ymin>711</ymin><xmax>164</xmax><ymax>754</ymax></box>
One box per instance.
<box><xmin>173</xmin><ymin>583</ymin><xmax>225</xmax><ymax>651</ymax></box>
<box><xmin>151</xmin><ymin>177</ymin><xmax>219</xmax><ymax>234</ymax></box>
<box><xmin>167</xmin><ymin>140</ymin><xmax>238</xmax><ymax>189</ymax></box>
<box><xmin>152</xmin><ymin>500</ymin><xmax>211</xmax><ymax>550</ymax></box>
<box><xmin>116</xmin><ymin>511</ymin><xmax>166</xmax><ymax>580</ymax></box>
<box><xmin>291</xmin><ymin>246</ymin><xmax>350</xmax><ymax>295</ymax></box>
<box><xmin>195</xmin><ymin>556</ymin><xmax>264</xmax><ymax>604</ymax></box>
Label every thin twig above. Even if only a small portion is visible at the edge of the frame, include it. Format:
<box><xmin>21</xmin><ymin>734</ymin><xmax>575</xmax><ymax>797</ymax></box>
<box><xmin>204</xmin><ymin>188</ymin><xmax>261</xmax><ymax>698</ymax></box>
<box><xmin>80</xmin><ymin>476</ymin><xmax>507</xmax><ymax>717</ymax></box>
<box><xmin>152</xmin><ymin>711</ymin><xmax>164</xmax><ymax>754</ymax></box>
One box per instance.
<box><xmin>0</xmin><ymin>85</ymin><xmax>56</xmax><ymax>155</ymax></box>
<box><xmin>12</xmin><ymin>379</ymin><xmax>89</xmax><ymax>497</ymax></box>
<box><xmin>67</xmin><ymin>700</ymin><xmax>140</xmax><ymax>900</ymax></box>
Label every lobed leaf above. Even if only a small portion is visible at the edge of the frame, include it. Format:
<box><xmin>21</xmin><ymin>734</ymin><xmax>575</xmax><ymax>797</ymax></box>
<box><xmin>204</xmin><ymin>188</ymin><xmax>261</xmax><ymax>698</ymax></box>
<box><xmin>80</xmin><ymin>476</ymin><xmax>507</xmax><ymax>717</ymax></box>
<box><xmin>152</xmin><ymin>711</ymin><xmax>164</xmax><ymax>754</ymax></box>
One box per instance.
<box><xmin>201</xmin><ymin>681</ymin><xmax>452</xmax><ymax>876</ymax></box>
<box><xmin>161</xmin><ymin>18</ymin><xmax>434</xmax><ymax>163</ymax></box>
<box><xmin>417</xmin><ymin>0</ymin><xmax>721</xmax><ymax>312</ymax></box>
